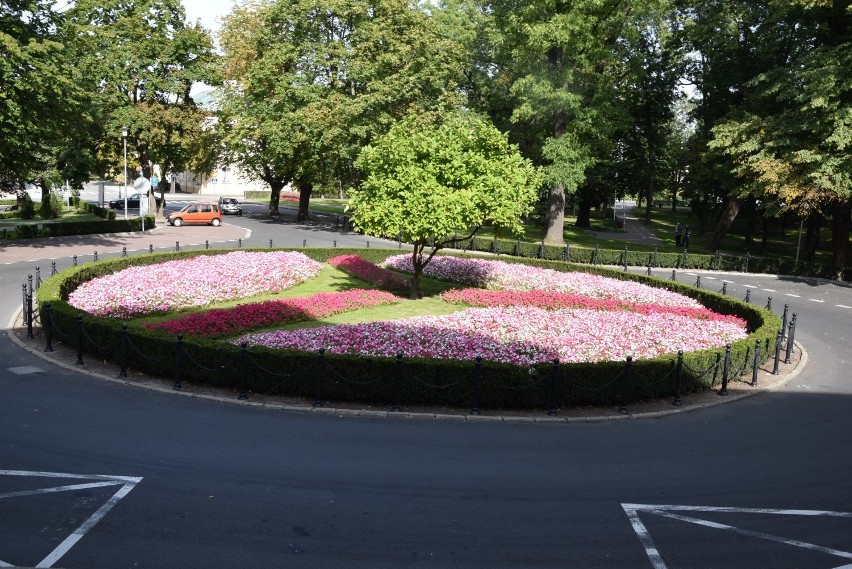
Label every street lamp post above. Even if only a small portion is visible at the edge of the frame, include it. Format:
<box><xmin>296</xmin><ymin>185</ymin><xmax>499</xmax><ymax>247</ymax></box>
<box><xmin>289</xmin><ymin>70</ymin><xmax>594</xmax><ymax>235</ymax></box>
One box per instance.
<box><xmin>122</xmin><ymin>128</ymin><xmax>128</xmax><ymax>220</ymax></box>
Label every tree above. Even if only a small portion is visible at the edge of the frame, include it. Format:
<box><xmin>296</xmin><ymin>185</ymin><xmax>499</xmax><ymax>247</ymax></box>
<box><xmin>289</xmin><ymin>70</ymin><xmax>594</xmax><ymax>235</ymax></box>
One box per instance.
<box><xmin>218</xmin><ymin>0</ymin><xmax>467</xmax><ymax>218</ymax></box>
<box><xmin>65</xmin><ymin>0</ymin><xmax>218</xmax><ymax>186</ymax></box>
<box><xmin>352</xmin><ymin>112</ymin><xmax>542</xmax><ymax>299</ymax></box>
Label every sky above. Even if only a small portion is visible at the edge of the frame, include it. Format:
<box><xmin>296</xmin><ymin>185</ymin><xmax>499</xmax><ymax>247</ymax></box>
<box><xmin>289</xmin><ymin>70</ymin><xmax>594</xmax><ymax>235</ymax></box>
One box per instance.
<box><xmin>182</xmin><ymin>0</ymin><xmax>233</xmax><ymax>34</ymax></box>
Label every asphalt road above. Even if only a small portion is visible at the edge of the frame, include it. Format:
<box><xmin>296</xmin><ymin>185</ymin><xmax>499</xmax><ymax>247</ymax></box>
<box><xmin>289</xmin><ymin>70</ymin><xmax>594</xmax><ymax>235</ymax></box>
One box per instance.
<box><xmin>1</xmin><ymin>197</ymin><xmax>851</xmax><ymax>568</ymax></box>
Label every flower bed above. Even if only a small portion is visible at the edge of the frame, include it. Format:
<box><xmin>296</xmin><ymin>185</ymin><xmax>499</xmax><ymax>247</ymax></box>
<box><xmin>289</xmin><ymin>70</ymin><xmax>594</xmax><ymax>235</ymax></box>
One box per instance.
<box><xmin>239</xmin><ymin>305</ymin><xmax>747</xmax><ymax>365</ymax></box>
<box><xmin>328</xmin><ymin>254</ymin><xmax>409</xmax><ymax>292</ymax></box>
<box><xmin>441</xmin><ymin>288</ymin><xmax>746</xmax><ymax>325</ymax></box>
<box><xmin>384</xmin><ymin>254</ymin><xmax>701</xmax><ymax>308</ymax></box>
<box><xmin>145</xmin><ymin>289</ymin><xmax>401</xmax><ymax>338</ymax></box>
<box><xmin>68</xmin><ymin>251</ymin><xmax>323</xmax><ymax>317</ymax></box>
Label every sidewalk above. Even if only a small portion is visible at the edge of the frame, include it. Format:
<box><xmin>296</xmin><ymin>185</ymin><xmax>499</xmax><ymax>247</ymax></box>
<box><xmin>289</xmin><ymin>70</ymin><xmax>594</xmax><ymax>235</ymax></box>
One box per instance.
<box><xmin>589</xmin><ymin>201</ymin><xmax>665</xmax><ymax>246</ymax></box>
<box><xmin>1</xmin><ymin>222</ymin><xmax>249</xmax><ymax>265</ymax></box>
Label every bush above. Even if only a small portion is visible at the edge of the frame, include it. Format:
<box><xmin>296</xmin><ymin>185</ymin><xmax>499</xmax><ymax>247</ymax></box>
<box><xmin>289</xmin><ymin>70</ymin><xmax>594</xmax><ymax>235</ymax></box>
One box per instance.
<box><xmin>39</xmin><ymin>192</ymin><xmax>65</xmax><ymax>219</ymax></box>
<box><xmin>19</xmin><ymin>193</ymin><xmax>35</xmax><ymax>219</ymax></box>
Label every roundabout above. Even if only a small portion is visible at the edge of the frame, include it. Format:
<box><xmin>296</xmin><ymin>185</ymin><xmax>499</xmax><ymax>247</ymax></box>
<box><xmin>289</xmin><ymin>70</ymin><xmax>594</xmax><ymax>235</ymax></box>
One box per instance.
<box><xmin>1</xmin><ymin>214</ymin><xmax>851</xmax><ymax>569</ymax></box>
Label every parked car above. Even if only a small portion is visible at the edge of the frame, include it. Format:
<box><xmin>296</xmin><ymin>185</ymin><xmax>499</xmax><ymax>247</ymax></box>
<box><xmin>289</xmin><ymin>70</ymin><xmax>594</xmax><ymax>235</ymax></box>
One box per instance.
<box><xmin>109</xmin><ymin>193</ymin><xmax>164</xmax><ymax>210</ymax></box>
<box><xmin>218</xmin><ymin>197</ymin><xmax>242</xmax><ymax>215</ymax></box>
<box><xmin>167</xmin><ymin>202</ymin><xmax>222</xmax><ymax>227</ymax></box>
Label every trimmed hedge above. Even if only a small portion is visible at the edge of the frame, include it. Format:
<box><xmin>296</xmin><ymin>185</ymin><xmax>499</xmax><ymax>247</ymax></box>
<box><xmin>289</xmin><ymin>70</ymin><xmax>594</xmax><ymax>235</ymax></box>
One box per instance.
<box><xmin>37</xmin><ymin>248</ymin><xmax>783</xmax><ymax>410</ymax></box>
<box><xmin>448</xmin><ymin>235</ymin><xmax>850</xmax><ymax>282</ymax></box>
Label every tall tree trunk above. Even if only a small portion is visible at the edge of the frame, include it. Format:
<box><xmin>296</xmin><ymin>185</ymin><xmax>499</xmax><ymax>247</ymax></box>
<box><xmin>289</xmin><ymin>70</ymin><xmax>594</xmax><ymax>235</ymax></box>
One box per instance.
<box><xmin>645</xmin><ymin>113</ymin><xmax>654</xmax><ymax>224</ymax></box>
<box><xmin>708</xmin><ymin>197</ymin><xmax>744</xmax><ymax>251</ymax></box>
<box><xmin>575</xmin><ymin>195</ymin><xmax>593</xmax><ymax>228</ymax></box>
<box><xmin>543</xmin><ymin>104</ymin><xmax>567</xmax><ymax>245</ymax></box>
<box><xmin>297</xmin><ymin>182</ymin><xmax>313</xmax><ymax>222</ymax></box>
<box><xmin>831</xmin><ymin>198</ymin><xmax>851</xmax><ymax>269</ymax></box>
<box><xmin>801</xmin><ymin>214</ymin><xmax>822</xmax><ymax>261</ymax></box>
<box><xmin>744</xmin><ymin>198</ymin><xmax>756</xmax><ymax>246</ymax></box>
<box><xmin>267</xmin><ymin>178</ymin><xmax>284</xmax><ymax>216</ymax></box>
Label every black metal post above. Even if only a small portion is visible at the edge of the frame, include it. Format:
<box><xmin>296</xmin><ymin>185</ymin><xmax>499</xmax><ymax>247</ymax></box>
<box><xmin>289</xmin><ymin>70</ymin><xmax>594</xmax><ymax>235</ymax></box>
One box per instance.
<box><xmin>751</xmin><ymin>339</ymin><xmax>762</xmax><ymax>386</ymax></box>
<box><xmin>238</xmin><ymin>238</ymin><xmax>242</xmax><ymax>248</ymax></box>
<box><xmin>313</xmin><ymin>348</ymin><xmax>325</xmax><ymax>408</ymax></box>
<box><xmin>719</xmin><ymin>344</ymin><xmax>731</xmax><ymax>396</ymax></box>
<box><xmin>623</xmin><ymin>246</ymin><xmax>628</xmax><ymax>271</ymax></box>
<box><xmin>470</xmin><ymin>356</ymin><xmax>482</xmax><ymax>415</ymax></box>
<box><xmin>21</xmin><ymin>284</ymin><xmax>27</xmax><ymax>326</ymax></box>
<box><xmin>173</xmin><ymin>334</ymin><xmax>183</xmax><ymax>390</ymax></box>
<box><xmin>119</xmin><ymin>324</ymin><xmax>128</xmax><ymax>378</ymax></box>
<box><xmin>302</xmin><ymin>239</ymin><xmax>307</xmax><ymax>248</ymax></box>
<box><xmin>26</xmin><ymin>290</ymin><xmax>33</xmax><ymax>338</ymax></box>
<box><xmin>695</xmin><ymin>275</ymin><xmax>701</xmax><ymax>289</ymax></box>
<box><xmin>28</xmin><ymin>273</ymin><xmax>33</xmax><ymax>296</ymax></box>
<box><xmin>122</xmin><ymin>246</ymin><xmax>127</xmax><ymax>258</ymax></box>
<box><xmin>673</xmin><ymin>351</ymin><xmax>684</xmax><ymax>406</ymax></box>
<box><xmin>333</xmin><ymin>240</ymin><xmax>337</xmax><ymax>248</ymax></box>
<box><xmin>721</xmin><ymin>282</ymin><xmax>727</xmax><ymax>295</ymax></box>
<box><xmin>392</xmin><ymin>352</ymin><xmax>403</xmax><ymax>412</ymax></box>
<box><xmin>785</xmin><ymin>314</ymin><xmax>797</xmax><ymax>364</ymax></box>
<box><xmin>35</xmin><ymin>266</ymin><xmax>41</xmax><ymax>290</ymax></box>
<box><xmin>781</xmin><ymin>304</ymin><xmax>789</xmax><ymax>340</ymax></box>
<box><xmin>43</xmin><ymin>303</ymin><xmax>53</xmax><ymax>352</ymax></box>
<box><xmin>618</xmin><ymin>357</ymin><xmax>633</xmax><ymax>414</ymax></box>
<box><xmin>547</xmin><ymin>359</ymin><xmax>559</xmax><ymax>416</ymax></box>
<box><xmin>175</xmin><ymin>241</ymin><xmax>180</xmax><ymax>252</ymax></box>
<box><xmin>149</xmin><ymin>244</ymin><xmax>153</xmax><ymax>254</ymax></box>
<box><xmin>51</xmin><ymin>261</ymin><xmax>57</xmax><ymax>276</ymax></box>
<box><xmin>205</xmin><ymin>240</ymin><xmax>209</xmax><ymax>250</ymax></box>
<box><xmin>269</xmin><ymin>239</ymin><xmax>273</xmax><ymax>248</ymax></box>
<box><xmin>671</xmin><ymin>269</ymin><xmax>677</xmax><ymax>281</ymax></box>
<box><xmin>766</xmin><ymin>297</ymin><xmax>772</xmax><ymax>310</ymax></box>
<box><xmin>73</xmin><ymin>255</ymin><xmax>77</xmax><ymax>266</ymax></box>
<box><xmin>744</xmin><ymin>289</ymin><xmax>751</xmax><ymax>303</ymax></box>
<box><xmin>772</xmin><ymin>329</ymin><xmax>783</xmax><ymax>375</ymax></box>
<box><xmin>238</xmin><ymin>342</ymin><xmax>248</xmax><ymax>400</ymax></box>
<box><xmin>646</xmin><ymin>264</ymin><xmax>652</xmax><ymax>276</ymax></box>
<box><xmin>93</xmin><ymin>251</ymin><xmax>98</xmax><ymax>262</ymax></box>
<box><xmin>75</xmin><ymin>315</ymin><xmax>84</xmax><ymax>366</ymax></box>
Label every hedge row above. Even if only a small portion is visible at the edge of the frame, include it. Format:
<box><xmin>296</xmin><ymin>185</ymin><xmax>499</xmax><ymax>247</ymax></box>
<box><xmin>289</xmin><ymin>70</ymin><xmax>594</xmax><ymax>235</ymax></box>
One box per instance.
<box><xmin>447</xmin><ymin>235</ymin><xmax>850</xmax><ymax>282</ymax></box>
<box><xmin>36</xmin><ymin>248</ymin><xmax>782</xmax><ymax>410</ymax></box>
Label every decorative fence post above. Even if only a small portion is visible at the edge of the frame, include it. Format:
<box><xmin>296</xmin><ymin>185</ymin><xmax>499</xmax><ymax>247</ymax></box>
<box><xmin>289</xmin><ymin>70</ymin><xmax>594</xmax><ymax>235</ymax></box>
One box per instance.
<box><xmin>51</xmin><ymin>261</ymin><xmax>57</xmax><ymax>276</ymax></box>
<box><xmin>93</xmin><ymin>251</ymin><xmax>98</xmax><ymax>262</ymax></box>
<box><xmin>623</xmin><ymin>246</ymin><xmax>628</xmax><ymax>271</ymax></box>
<box><xmin>302</xmin><ymin>239</ymin><xmax>306</xmax><ymax>248</ymax></box>
<box><xmin>719</xmin><ymin>344</ymin><xmax>731</xmax><ymax>396</ymax></box>
<box><xmin>205</xmin><ymin>240</ymin><xmax>209</xmax><ymax>250</ymax></box>
<box><xmin>784</xmin><ymin>314</ymin><xmax>797</xmax><ymax>364</ymax></box>
<box><xmin>269</xmin><ymin>239</ymin><xmax>273</xmax><ymax>249</ymax></box>
<box><xmin>238</xmin><ymin>342</ymin><xmax>248</xmax><ymax>400</ymax></box>
<box><xmin>149</xmin><ymin>244</ymin><xmax>153</xmax><ymax>254</ymax></box>
<box><xmin>175</xmin><ymin>241</ymin><xmax>180</xmax><ymax>252</ymax></box>
<box><xmin>547</xmin><ymin>359</ymin><xmax>559</xmax><ymax>416</ymax></box>
<box><xmin>673</xmin><ymin>351</ymin><xmax>684</xmax><ymax>406</ymax></box>
<box><xmin>35</xmin><ymin>266</ymin><xmax>41</xmax><ymax>290</ymax></box>
<box><xmin>21</xmin><ymin>284</ymin><xmax>27</xmax><ymax>327</ymax></box>
<box><xmin>766</xmin><ymin>297</ymin><xmax>772</xmax><ymax>311</ymax></box>
<box><xmin>43</xmin><ymin>303</ymin><xmax>54</xmax><ymax>352</ymax></box>
<box><xmin>744</xmin><ymin>289</ymin><xmax>751</xmax><ymax>303</ymax></box>
<box><xmin>781</xmin><ymin>304</ymin><xmax>789</xmax><ymax>341</ymax></box>
<box><xmin>173</xmin><ymin>334</ymin><xmax>183</xmax><ymax>390</ymax></box>
<box><xmin>392</xmin><ymin>352</ymin><xmax>403</xmax><ymax>412</ymax></box>
<box><xmin>751</xmin><ymin>339</ymin><xmax>762</xmax><ymax>387</ymax></box>
<box><xmin>671</xmin><ymin>269</ymin><xmax>677</xmax><ymax>281</ymax></box>
<box><xmin>721</xmin><ymin>282</ymin><xmax>727</xmax><ymax>296</ymax></box>
<box><xmin>618</xmin><ymin>357</ymin><xmax>633</xmax><ymax>414</ymax></box>
<box><xmin>772</xmin><ymin>329</ymin><xmax>783</xmax><ymax>375</ymax></box>
<box><xmin>26</xmin><ymin>288</ymin><xmax>33</xmax><ymax>339</ymax></box>
<box><xmin>313</xmin><ymin>348</ymin><xmax>325</xmax><ymax>408</ymax></box>
<box><xmin>470</xmin><ymin>356</ymin><xmax>482</xmax><ymax>416</ymax></box>
<box><xmin>694</xmin><ymin>275</ymin><xmax>702</xmax><ymax>289</ymax></box>
<box><xmin>75</xmin><ymin>316</ymin><xmax>85</xmax><ymax>366</ymax></box>
<box><xmin>122</xmin><ymin>247</ymin><xmax>127</xmax><ymax>258</ymax></box>
<box><xmin>119</xmin><ymin>324</ymin><xmax>128</xmax><ymax>378</ymax></box>
<box><xmin>73</xmin><ymin>255</ymin><xmax>78</xmax><ymax>266</ymax></box>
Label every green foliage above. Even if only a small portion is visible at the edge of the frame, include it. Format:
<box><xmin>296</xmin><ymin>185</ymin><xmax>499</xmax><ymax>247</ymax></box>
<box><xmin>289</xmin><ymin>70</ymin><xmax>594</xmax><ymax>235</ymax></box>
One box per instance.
<box><xmin>39</xmin><ymin>192</ymin><xmax>65</xmax><ymax>219</ymax></box>
<box><xmin>19</xmin><ymin>193</ymin><xmax>35</xmax><ymax>219</ymax></box>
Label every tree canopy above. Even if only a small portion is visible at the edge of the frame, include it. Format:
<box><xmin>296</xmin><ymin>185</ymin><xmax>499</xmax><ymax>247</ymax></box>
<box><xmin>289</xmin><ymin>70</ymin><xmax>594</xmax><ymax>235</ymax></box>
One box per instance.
<box><xmin>352</xmin><ymin>111</ymin><xmax>542</xmax><ymax>298</ymax></box>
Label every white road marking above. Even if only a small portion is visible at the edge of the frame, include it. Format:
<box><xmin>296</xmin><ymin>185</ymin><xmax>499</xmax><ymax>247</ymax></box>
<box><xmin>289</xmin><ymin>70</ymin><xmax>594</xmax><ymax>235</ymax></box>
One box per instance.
<box><xmin>0</xmin><ymin>470</ymin><xmax>142</xmax><ymax>569</ymax></box>
<box><xmin>837</xmin><ymin>305</ymin><xmax>852</xmax><ymax>309</ymax></box>
<box><xmin>743</xmin><ymin>284</ymin><xmax>757</xmax><ymax>289</ymax></box>
<box><xmin>622</xmin><ymin>503</ymin><xmax>852</xmax><ymax>569</ymax></box>
<box><xmin>809</xmin><ymin>299</ymin><xmax>825</xmax><ymax>303</ymax></box>
<box><xmin>763</xmin><ymin>288</ymin><xmax>777</xmax><ymax>292</ymax></box>
<box><xmin>786</xmin><ymin>294</ymin><xmax>801</xmax><ymax>298</ymax></box>
<box><xmin>704</xmin><ymin>276</ymin><xmax>718</xmax><ymax>280</ymax></box>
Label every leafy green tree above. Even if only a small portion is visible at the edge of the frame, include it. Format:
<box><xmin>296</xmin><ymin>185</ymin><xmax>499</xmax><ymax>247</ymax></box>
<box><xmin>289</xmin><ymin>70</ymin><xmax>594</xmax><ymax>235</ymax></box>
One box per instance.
<box><xmin>218</xmin><ymin>0</ymin><xmax>467</xmax><ymax>218</ymax></box>
<box><xmin>352</xmin><ymin>112</ymin><xmax>542</xmax><ymax>298</ymax></box>
<box><xmin>65</xmin><ymin>0</ymin><xmax>218</xmax><ymax>182</ymax></box>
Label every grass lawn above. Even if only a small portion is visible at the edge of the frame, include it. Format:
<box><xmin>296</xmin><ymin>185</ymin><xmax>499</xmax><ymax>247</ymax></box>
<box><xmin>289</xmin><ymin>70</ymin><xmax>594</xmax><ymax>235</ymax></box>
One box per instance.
<box><xmin>0</xmin><ymin>207</ymin><xmax>103</xmax><ymax>228</ymax></box>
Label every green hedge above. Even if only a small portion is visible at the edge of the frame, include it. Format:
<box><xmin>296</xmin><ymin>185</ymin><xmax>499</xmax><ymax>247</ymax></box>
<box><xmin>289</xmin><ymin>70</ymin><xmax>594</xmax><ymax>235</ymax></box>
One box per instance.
<box><xmin>448</xmin><ymin>235</ymin><xmax>850</xmax><ymax>282</ymax></box>
<box><xmin>71</xmin><ymin>196</ymin><xmax>116</xmax><ymax>220</ymax></box>
<box><xmin>37</xmin><ymin>248</ymin><xmax>783</xmax><ymax>410</ymax></box>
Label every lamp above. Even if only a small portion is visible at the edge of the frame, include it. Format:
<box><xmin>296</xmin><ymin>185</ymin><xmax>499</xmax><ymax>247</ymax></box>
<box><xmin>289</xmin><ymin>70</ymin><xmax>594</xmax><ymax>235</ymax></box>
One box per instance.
<box><xmin>122</xmin><ymin>127</ymin><xmax>128</xmax><ymax>220</ymax></box>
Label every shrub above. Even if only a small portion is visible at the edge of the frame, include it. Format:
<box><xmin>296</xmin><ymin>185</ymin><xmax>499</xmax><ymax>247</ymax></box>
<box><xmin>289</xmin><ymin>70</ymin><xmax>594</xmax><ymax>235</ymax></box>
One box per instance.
<box><xmin>19</xmin><ymin>193</ymin><xmax>35</xmax><ymax>219</ymax></box>
<box><xmin>39</xmin><ymin>192</ymin><xmax>65</xmax><ymax>219</ymax></box>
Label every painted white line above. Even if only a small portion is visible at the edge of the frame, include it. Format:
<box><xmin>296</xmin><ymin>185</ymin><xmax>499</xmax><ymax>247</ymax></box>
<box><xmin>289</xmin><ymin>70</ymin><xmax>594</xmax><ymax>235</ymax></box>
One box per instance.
<box><xmin>743</xmin><ymin>284</ymin><xmax>757</xmax><ymax>289</ymax></box>
<box><xmin>809</xmin><ymin>299</ymin><xmax>825</xmax><ymax>303</ymax></box>
<box><xmin>652</xmin><ymin>510</ymin><xmax>852</xmax><ymax>561</ymax></box>
<box><xmin>623</xmin><ymin>504</ymin><xmax>852</xmax><ymax>517</ymax></box>
<box><xmin>0</xmin><ymin>481</ymin><xmax>121</xmax><ymax>499</ymax></box>
<box><xmin>704</xmin><ymin>276</ymin><xmax>718</xmax><ymax>280</ymax></box>
<box><xmin>722</xmin><ymin>280</ymin><xmax>735</xmax><ymax>283</ymax></box>
<box><xmin>763</xmin><ymin>288</ymin><xmax>777</xmax><ymax>292</ymax></box>
<box><xmin>786</xmin><ymin>293</ymin><xmax>801</xmax><ymax>298</ymax></box>
<box><xmin>837</xmin><ymin>305</ymin><xmax>852</xmax><ymax>309</ymax></box>
<box><xmin>0</xmin><ymin>469</ymin><xmax>142</xmax><ymax>483</ymax></box>
<box><xmin>685</xmin><ymin>272</ymin><xmax>697</xmax><ymax>276</ymax></box>
<box><xmin>37</xmin><ymin>481</ymin><xmax>141</xmax><ymax>568</ymax></box>
<box><xmin>622</xmin><ymin>505</ymin><xmax>667</xmax><ymax>569</ymax></box>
